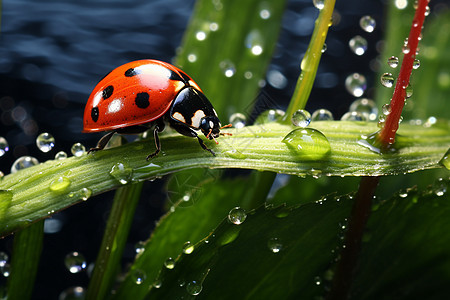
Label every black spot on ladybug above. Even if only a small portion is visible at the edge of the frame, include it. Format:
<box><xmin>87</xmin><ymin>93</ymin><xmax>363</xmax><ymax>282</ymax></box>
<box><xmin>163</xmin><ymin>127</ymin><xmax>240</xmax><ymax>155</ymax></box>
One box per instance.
<box><xmin>91</xmin><ymin>107</ymin><xmax>99</xmax><ymax>122</ymax></box>
<box><xmin>135</xmin><ymin>92</ymin><xmax>150</xmax><ymax>109</ymax></box>
<box><xmin>125</xmin><ymin>68</ymin><xmax>140</xmax><ymax>77</ymax></box>
<box><xmin>179</xmin><ymin>71</ymin><xmax>191</xmax><ymax>82</ymax></box>
<box><xmin>102</xmin><ymin>85</ymin><xmax>114</xmax><ymax>100</ymax></box>
<box><xmin>169</xmin><ymin>70</ymin><xmax>184</xmax><ymax>82</ymax></box>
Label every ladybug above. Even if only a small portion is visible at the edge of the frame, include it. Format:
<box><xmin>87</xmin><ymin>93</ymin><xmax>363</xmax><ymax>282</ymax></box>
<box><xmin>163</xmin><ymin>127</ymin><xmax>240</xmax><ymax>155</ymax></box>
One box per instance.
<box><xmin>83</xmin><ymin>59</ymin><xmax>230</xmax><ymax>159</ymax></box>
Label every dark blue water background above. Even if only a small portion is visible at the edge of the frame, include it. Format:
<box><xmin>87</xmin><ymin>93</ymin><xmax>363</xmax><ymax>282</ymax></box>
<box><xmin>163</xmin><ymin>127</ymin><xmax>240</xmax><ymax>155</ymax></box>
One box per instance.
<box><xmin>0</xmin><ymin>0</ymin><xmax>396</xmax><ymax>298</ymax></box>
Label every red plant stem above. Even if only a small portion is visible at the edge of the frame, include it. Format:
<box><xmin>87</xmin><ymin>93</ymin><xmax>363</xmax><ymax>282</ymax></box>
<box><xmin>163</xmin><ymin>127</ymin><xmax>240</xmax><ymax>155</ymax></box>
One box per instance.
<box><xmin>328</xmin><ymin>2</ymin><xmax>430</xmax><ymax>299</ymax></box>
<box><xmin>327</xmin><ymin>177</ymin><xmax>380</xmax><ymax>300</ymax></box>
<box><xmin>378</xmin><ymin>0</ymin><xmax>429</xmax><ymax>146</ymax></box>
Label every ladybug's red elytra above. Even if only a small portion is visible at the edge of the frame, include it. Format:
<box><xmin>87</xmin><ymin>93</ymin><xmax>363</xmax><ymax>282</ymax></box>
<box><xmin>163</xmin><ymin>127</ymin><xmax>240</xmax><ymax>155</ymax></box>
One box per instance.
<box><xmin>83</xmin><ymin>59</ymin><xmax>230</xmax><ymax>159</ymax></box>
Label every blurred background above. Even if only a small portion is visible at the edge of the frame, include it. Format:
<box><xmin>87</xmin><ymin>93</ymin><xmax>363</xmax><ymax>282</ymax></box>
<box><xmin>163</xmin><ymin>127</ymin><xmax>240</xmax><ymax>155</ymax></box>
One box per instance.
<box><xmin>0</xmin><ymin>0</ymin><xmax>446</xmax><ymax>298</ymax></box>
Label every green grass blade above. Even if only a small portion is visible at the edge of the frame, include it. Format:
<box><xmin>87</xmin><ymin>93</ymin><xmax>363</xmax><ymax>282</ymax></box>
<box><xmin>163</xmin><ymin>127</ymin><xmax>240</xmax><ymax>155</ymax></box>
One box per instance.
<box><xmin>175</xmin><ymin>0</ymin><xmax>287</xmax><ymax>117</ymax></box>
<box><xmin>0</xmin><ymin>121</ymin><xmax>448</xmax><ymax>236</ymax></box>
<box><xmin>86</xmin><ymin>183</ymin><xmax>143</xmax><ymax>300</ymax></box>
<box><xmin>283</xmin><ymin>0</ymin><xmax>336</xmax><ymax>121</ymax></box>
<box><xmin>6</xmin><ymin>220</ymin><xmax>44</xmax><ymax>300</ymax></box>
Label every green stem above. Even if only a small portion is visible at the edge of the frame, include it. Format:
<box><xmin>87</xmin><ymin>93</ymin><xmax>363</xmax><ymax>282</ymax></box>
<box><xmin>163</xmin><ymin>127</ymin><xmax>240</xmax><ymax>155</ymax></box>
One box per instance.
<box><xmin>0</xmin><ymin>122</ymin><xmax>448</xmax><ymax>237</ymax></box>
<box><xmin>240</xmin><ymin>171</ymin><xmax>276</xmax><ymax>210</ymax></box>
<box><xmin>87</xmin><ymin>183</ymin><xmax>143</xmax><ymax>300</ymax></box>
<box><xmin>7</xmin><ymin>220</ymin><xmax>44</xmax><ymax>300</ymax></box>
<box><xmin>282</xmin><ymin>0</ymin><xmax>336</xmax><ymax>123</ymax></box>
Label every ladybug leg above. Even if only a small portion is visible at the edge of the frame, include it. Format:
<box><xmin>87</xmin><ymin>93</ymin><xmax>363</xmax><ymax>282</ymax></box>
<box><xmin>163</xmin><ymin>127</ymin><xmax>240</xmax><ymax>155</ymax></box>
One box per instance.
<box><xmin>88</xmin><ymin>131</ymin><xmax>116</xmax><ymax>154</ymax></box>
<box><xmin>195</xmin><ymin>135</ymin><xmax>216</xmax><ymax>156</ymax></box>
<box><xmin>146</xmin><ymin>122</ymin><xmax>165</xmax><ymax>160</ymax></box>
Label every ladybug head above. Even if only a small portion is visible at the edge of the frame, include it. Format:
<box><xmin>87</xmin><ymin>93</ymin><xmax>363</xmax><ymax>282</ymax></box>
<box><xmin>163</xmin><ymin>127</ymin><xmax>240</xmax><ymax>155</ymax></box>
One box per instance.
<box><xmin>200</xmin><ymin>116</ymin><xmax>221</xmax><ymax>140</ymax></box>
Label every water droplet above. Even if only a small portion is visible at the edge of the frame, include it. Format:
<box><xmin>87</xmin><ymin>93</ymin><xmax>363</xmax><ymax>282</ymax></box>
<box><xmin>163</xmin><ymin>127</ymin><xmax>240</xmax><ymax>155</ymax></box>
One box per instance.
<box><xmin>224</xmin><ymin>149</ymin><xmax>246</xmax><ymax>159</ymax></box>
<box><xmin>80</xmin><ymin>188</ymin><xmax>92</xmax><ymax>201</ymax></box>
<box><xmin>282</xmin><ymin>128</ymin><xmax>331</xmax><ymax>160</ymax></box>
<box><xmin>64</xmin><ymin>251</ymin><xmax>87</xmax><ymax>274</ymax></box>
<box><xmin>395</xmin><ymin>0</ymin><xmax>408</xmax><ymax>9</ymax></box>
<box><xmin>321</xmin><ymin>43</ymin><xmax>327</xmax><ymax>53</ymax></box>
<box><xmin>349</xmin><ymin>98</ymin><xmax>378</xmax><ymax>121</ymax></box>
<box><xmin>209</xmin><ymin>22</ymin><xmax>219</xmax><ymax>31</ymax></box>
<box><xmin>254</xmin><ymin>109</ymin><xmax>285</xmax><ymax>124</ymax></box>
<box><xmin>380</xmin><ymin>73</ymin><xmax>395</xmax><ymax>88</ymax></box>
<box><xmin>405</xmin><ymin>84</ymin><xmax>413</xmax><ymax>98</ymax></box>
<box><xmin>311</xmin><ymin>109</ymin><xmax>334</xmax><ymax>121</ymax></box>
<box><xmin>228</xmin><ymin>207</ymin><xmax>247</xmax><ymax>225</ymax></box>
<box><xmin>55</xmin><ymin>151</ymin><xmax>68</xmax><ymax>160</ymax></box>
<box><xmin>59</xmin><ymin>286</ymin><xmax>86</xmax><ymax>300</ymax></box>
<box><xmin>399</xmin><ymin>190</ymin><xmax>408</xmax><ymax>198</ymax></box>
<box><xmin>267</xmin><ymin>69</ymin><xmax>288</xmax><ymax>89</ymax></box>
<box><xmin>268</xmin><ymin>237</ymin><xmax>283</xmax><ymax>253</ymax></box>
<box><xmin>345</xmin><ymin>73</ymin><xmax>367</xmax><ymax>97</ymax></box>
<box><xmin>357</xmin><ymin>132</ymin><xmax>382</xmax><ymax>154</ymax></box>
<box><xmin>424</xmin><ymin>116</ymin><xmax>437</xmax><ymax>128</ymax></box>
<box><xmin>152</xmin><ymin>279</ymin><xmax>162</xmax><ymax>289</ymax></box>
<box><xmin>49</xmin><ymin>176</ymin><xmax>71</xmax><ymax>192</ymax></box>
<box><xmin>259</xmin><ymin>8</ymin><xmax>271</xmax><ymax>19</ymax></box>
<box><xmin>359</xmin><ymin>15</ymin><xmax>376</xmax><ymax>32</ymax></box>
<box><xmin>229</xmin><ymin>113</ymin><xmax>246</xmax><ymax>129</ymax></box>
<box><xmin>164</xmin><ymin>257</ymin><xmax>175</xmax><ymax>269</ymax></box>
<box><xmin>314</xmin><ymin>276</ymin><xmax>322</xmax><ymax>285</ymax></box>
<box><xmin>413</xmin><ymin>59</ymin><xmax>420</xmax><ymax>69</ymax></box>
<box><xmin>135</xmin><ymin>241</ymin><xmax>145</xmax><ymax>254</ymax></box>
<box><xmin>341</xmin><ymin>111</ymin><xmax>368</xmax><ymax>122</ymax></box>
<box><xmin>71</xmin><ymin>143</ymin><xmax>86</xmax><ymax>157</ymax></box>
<box><xmin>186</xmin><ymin>280</ymin><xmax>203</xmax><ymax>296</ymax></box>
<box><xmin>382</xmin><ymin>104</ymin><xmax>391</xmax><ymax>115</ymax></box>
<box><xmin>109</xmin><ymin>162</ymin><xmax>133</xmax><ymax>184</ymax></box>
<box><xmin>349</xmin><ymin>35</ymin><xmax>368</xmax><ymax>56</ymax></box>
<box><xmin>425</xmin><ymin>5</ymin><xmax>430</xmax><ymax>16</ymax></box>
<box><xmin>439</xmin><ymin>149</ymin><xmax>450</xmax><ymax>170</ymax></box>
<box><xmin>36</xmin><ymin>132</ymin><xmax>55</xmax><ymax>153</ymax></box>
<box><xmin>183</xmin><ymin>241</ymin><xmax>195</xmax><ymax>254</ymax></box>
<box><xmin>11</xmin><ymin>156</ymin><xmax>39</xmax><ymax>173</ymax></box>
<box><xmin>245</xmin><ymin>30</ymin><xmax>264</xmax><ymax>56</ymax></box>
<box><xmin>313</xmin><ymin>0</ymin><xmax>325</xmax><ymax>10</ymax></box>
<box><xmin>1</xmin><ymin>262</ymin><xmax>10</xmax><ymax>277</ymax></box>
<box><xmin>195</xmin><ymin>31</ymin><xmax>207</xmax><ymax>41</ymax></box>
<box><xmin>0</xmin><ymin>252</ymin><xmax>8</xmax><ymax>267</ymax></box>
<box><xmin>187</xmin><ymin>53</ymin><xmax>197</xmax><ymax>63</ymax></box>
<box><xmin>433</xmin><ymin>178</ymin><xmax>447</xmax><ymax>197</ymax></box>
<box><xmin>0</xmin><ymin>137</ymin><xmax>9</xmax><ymax>157</ymax></box>
<box><xmin>219</xmin><ymin>60</ymin><xmax>236</xmax><ymax>77</ymax></box>
<box><xmin>291</xmin><ymin>110</ymin><xmax>311</xmax><ymax>127</ymax></box>
<box><xmin>387</xmin><ymin>56</ymin><xmax>399</xmax><ymax>68</ymax></box>
<box><xmin>212</xmin><ymin>0</ymin><xmax>223</xmax><ymax>11</ymax></box>
<box><xmin>402</xmin><ymin>38</ymin><xmax>410</xmax><ymax>54</ymax></box>
<box><xmin>133</xmin><ymin>269</ymin><xmax>146</xmax><ymax>285</ymax></box>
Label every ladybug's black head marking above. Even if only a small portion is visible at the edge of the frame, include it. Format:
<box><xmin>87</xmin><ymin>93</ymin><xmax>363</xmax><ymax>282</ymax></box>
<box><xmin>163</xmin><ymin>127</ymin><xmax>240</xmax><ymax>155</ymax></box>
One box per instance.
<box><xmin>200</xmin><ymin>116</ymin><xmax>221</xmax><ymax>139</ymax></box>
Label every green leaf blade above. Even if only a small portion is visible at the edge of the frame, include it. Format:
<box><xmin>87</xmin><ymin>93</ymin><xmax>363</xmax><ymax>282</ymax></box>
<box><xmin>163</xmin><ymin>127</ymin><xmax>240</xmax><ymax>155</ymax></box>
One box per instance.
<box><xmin>0</xmin><ymin>121</ymin><xmax>448</xmax><ymax>236</ymax></box>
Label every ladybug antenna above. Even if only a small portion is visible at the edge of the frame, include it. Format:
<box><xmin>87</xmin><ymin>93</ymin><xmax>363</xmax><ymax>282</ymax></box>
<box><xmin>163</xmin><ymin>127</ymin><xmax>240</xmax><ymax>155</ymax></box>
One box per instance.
<box><xmin>219</xmin><ymin>124</ymin><xmax>233</xmax><ymax>136</ymax></box>
<box><xmin>206</xmin><ymin>129</ymin><xmax>219</xmax><ymax>144</ymax></box>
